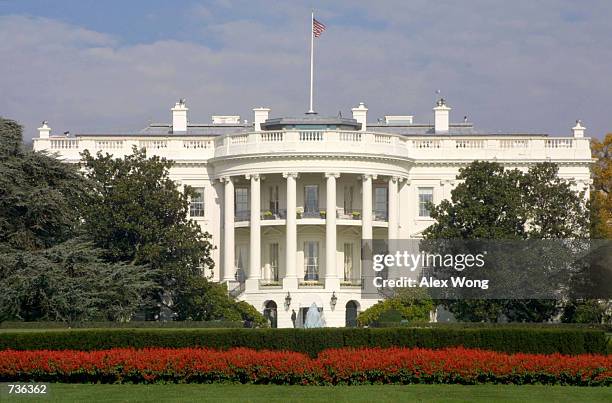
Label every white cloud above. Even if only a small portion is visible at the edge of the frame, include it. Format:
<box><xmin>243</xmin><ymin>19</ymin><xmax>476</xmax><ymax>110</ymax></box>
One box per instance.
<box><xmin>0</xmin><ymin>3</ymin><xmax>611</xmax><ymax>141</ymax></box>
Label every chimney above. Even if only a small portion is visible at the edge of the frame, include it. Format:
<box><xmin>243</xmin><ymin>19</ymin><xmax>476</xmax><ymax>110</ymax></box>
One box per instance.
<box><xmin>253</xmin><ymin>107</ymin><xmax>271</xmax><ymax>132</ymax></box>
<box><xmin>38</xmin><ymin>121</ymin><xmax>51</xmax><ymax>138</ymax></box>
<box><xmin>572</xmin><ymin>120</ymin><xmax>585</xmax><ymax>138</ymax></box>
<box><xmin>352</xmin><ymin>102</ymin><xmax>368</xmax><ymax>131</ymax></box>
<box><xmin>433</xmin><ymin>98</ymin><xmax>451</xmax><ymax>134</ymax></box>
<box><xmin>171</xmin><ymin>99</ymin><xmax>188</xmax><ymax>133</ymax></box>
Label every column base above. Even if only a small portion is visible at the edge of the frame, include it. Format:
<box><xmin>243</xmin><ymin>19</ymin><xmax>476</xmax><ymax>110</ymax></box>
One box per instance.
<box><xmin>324</xmin><ymin>277</ymin><xmax>341</xmax><ymax>291</ymax></box>
<box><xmin>282</xmin><ymin>277</ymin><xmax>299</xmax><ymax>290</ymax></box>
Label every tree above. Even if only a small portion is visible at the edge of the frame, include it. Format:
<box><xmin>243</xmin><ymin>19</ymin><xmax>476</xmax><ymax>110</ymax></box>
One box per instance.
<box><xmin>0</xmin><ymin>118</ymin><xmax>88</xmax><ymax>251</ymax></box>
<box><xmin>590</xmin><ymin>134</ymin><xmax>612</xmax><ymax>239</ymax></box>
<box><xmin>424</xmin><ymin>161</ymin><xmax>588</xmax><ymax>322</ymax></box>
<box><xmin>561</xmin><ymin>299</ymin><xmax>611</xmax><ymax>324</ymax></box>
<box><xmin>0</xmin><ymin>239</ymin><xmax>155</xmax><ymax>322</ymax></box>
<box><xmin>0</xmin><ymin>118</ymin><xmax>151</xmax><ymax>322</ymax></box>
<box><xmin>80</xmin><ymin>148</ymin><xmax>215</xmax><ymax>310</ymax></box>
<box><xmin>172</xmin><ymin>276</ymin><xmax>267</xmax><ymax>327</ymax></box>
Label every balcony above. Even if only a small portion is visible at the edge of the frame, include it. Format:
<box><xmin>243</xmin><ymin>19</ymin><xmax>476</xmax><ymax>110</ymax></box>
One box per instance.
<box><xmin>337</xmin><ymin>208</ymin><xmax>362</xmax><ymax>220</ymax></box>
<box><xmin>33</xmin><ymin>129</ymin><xmax>591</xmax><ymax>165</ymax></box>
<box><xmin>301</xmin><ymin>208</ymin><xmax>326</xmax><ymax>219</ymax></box>
<box><xmin>298</xmin><ymin>279</ymin><xmax>325</xmax><ymax>288</ymax></box>
<box><xmin>235</xmin><ymin>210</ymin><xmax>250</xmax><ymax>221</ymax></box>
<box><xmin>259</xmin><ymin>279</ymin><xmax>282</xmax><ymax>288</ymax></box>
<box><xmin>373</xmin><ymin>210</ymin><xmax>388</xmax><ymax>221</ymax></box>
<box><xmin>340</xmin><ymin>278</ymin><xmax>363</xmax><ymax>288</ymax></box>
<box><xmin>261</xmin><ymin>209</ymin><xmax>286</xmax><ymax>220</ymax></box>
<box><xmin>234</xmin><ymin>208</ymin><xmax>389</xmax><ymax>225</ymax></box>
<box><xmin>211</xmin><ymin>130</ymin><xmax>592</xmax><ymax>163</ymax></box>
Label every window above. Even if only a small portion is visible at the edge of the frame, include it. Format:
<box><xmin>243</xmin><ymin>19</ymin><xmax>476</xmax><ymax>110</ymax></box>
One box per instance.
<box><xmin>304</xmin><ymin>185</ymin><xmax>319</xmax><ymax>216</ymax></box>
<box><xmin>189</xmin><ymin>187</ymin><xmax>205</xmax><ymax>217</ymax></box>
<box><xmin>344</xmin><ymin>185</ymin><xmax>354</xmax><ymax>212</ymax></box>
<box><xmin>235</xmin><ymin>187</ymin><xmax>249</xmax><ymax>220</ymax></box>
<box><xmin>304</xmin><ymin>241</ymin><xmax>319</xmax><ymax>281</ymax></box>
<box><xmin>418</xmin><ymin>187</ymin><xmax>434</xmax><ymax>217</ymax></box>
<box><xmin>269</xmin><ymin>185</ymin><xmax>279</xmax><ymax>214</ymax></box>
<box><xmin>269</xmin><ymin>243</ymin><xmax>279</xmax><ymax>281</ymax></box>
<box><xmin>343</xmin><ymin>243</ymin><xmax>354</xmax><ymax>281</ymax></box>
<box><xmin>235</xmin><ymin>244</ymin><xmax>248</xmax><ymax>282</ymax></box>
<box><xmin>374</xmin><ymin>186</ymin><xmax>388</xmax><ymax>220</ymax></box>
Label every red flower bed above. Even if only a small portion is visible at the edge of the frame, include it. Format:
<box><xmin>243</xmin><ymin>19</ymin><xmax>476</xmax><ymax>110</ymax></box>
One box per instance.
<box><xmin>0</xmin><ymin>347</ymin><xmax>609</xmax><ymax>386</ymax></box>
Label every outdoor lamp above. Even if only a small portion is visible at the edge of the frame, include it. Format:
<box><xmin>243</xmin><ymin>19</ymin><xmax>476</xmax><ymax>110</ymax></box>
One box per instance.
<box><xmin>285</xmin><ymin>292</ymin><xmax>292</xmax><ymax>308</ymax></box>
<box><xmin>330</xmin><ymin>291</ymin><xmax>337</xmax><ymax>308</ymax></box>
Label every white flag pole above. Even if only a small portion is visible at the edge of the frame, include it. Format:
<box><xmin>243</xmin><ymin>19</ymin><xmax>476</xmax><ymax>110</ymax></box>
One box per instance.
<box><xmin>308</xmin><ymin>10</ymin><xmax>315</xmax><ymax>114</ymax></box>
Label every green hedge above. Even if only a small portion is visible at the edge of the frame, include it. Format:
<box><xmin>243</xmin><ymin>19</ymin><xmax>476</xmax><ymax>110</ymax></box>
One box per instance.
<box><xmin>0</xmin><ymin>327</ymin><xmax>606</xmax><ymax>356</ymax></box>
<box><xmin>0</xmin><ymin>321</ymin><xmax>243</xmax><ymax>329</ymax></box>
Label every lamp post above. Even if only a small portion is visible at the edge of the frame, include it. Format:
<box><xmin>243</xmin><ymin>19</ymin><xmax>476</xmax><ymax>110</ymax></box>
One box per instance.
<box><xmin>284</xmin><ymin>292</ymin><xmax>292</xmax><ymax>309</ymax></box>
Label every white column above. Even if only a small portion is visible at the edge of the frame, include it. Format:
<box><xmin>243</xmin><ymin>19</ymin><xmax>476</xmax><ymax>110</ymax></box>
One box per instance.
<box><xmin>248</xmin><ymin>174</ymin><xmax>261</xmax><ymax>283</ymax></box>
<box><xmin>325</xmin><ymin>173</ymin><xmax>340</xmax><ymax>288</ymax></box>
<box><xmin>222</xmin><ymin>177</ymin><xmax>235</xmax><ymax>282</ymax></box>
<box><xmin>361</xmin><ymin>174</ymin><xmax>374</xmax><ymax>240</ymax></box>
<box><xmin>283</xmin><ymin>173</ymin><xmax>298</xmax><ymax>288</ymax></box>
<box><xmin>388</xmin><ymin>176</ymin><xmax>399</xmax><ymax>240</ymax></box>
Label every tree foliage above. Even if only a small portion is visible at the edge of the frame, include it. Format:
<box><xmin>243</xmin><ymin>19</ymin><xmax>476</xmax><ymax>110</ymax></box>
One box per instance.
<box><xmin>590</xmin><ymin>134</ymin><xmax>612</xmax><ymax>239</ymax></box>
<box><xmin>0</xmin><ymin>119</ymin><xmax>88</xmax><ymax>251</ymax></box>
<box><xmin>0</xmin><ymin>118</ymin><xmax>152</xmax><ymax>322</ymax></box>
<box><xmin>80</xmin><ymin>148</ymin><xmax>214</xmax><ymax>284</ymax></box>
<box><xmin>172</xmin><ymin>276</ymin><xmax>266</xmax><ymax>327</ymax></box>
<box><xmin>357</xmin><ymin>288</ymin><xmax>434</xmax><ymax>326</ymax></box>
<box><xmin>424</xmin><ymin>161</ymin><xmax>588</xmax><ymax>322</ymax></box>
<box><xmin>0</xmin><ymin>239</ymin><xmax>155</xmax><ymax>322</ymax></box>
<box><xmin>79</xmin><ymin>147</ymin><xmax>266</xmax><ymax>321</ymax></box>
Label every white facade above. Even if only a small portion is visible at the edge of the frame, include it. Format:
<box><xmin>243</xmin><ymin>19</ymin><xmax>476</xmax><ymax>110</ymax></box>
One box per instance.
<box><xmin>33</xmin><ymin>99</ymin><xmax>592</xmax><ymax>328</ymax></box>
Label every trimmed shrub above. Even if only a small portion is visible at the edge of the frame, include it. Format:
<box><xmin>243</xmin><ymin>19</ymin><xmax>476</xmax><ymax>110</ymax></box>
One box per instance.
<box><xmin>0</xmin><ymin>321</ymin><xmax>243</xmax><ymax>329</ymax></box>
<box><xmin>0</xmin><ymin>327</ymin><xmax>606</xmax><ymax>356</ymax></box>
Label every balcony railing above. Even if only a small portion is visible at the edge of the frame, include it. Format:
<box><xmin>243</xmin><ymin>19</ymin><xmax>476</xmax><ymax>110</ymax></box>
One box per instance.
<box><xmin>211</xmin><ymin>130</ymin><xmax>591</xmax><ymax>162</ymax></box>
<box><xmin>299</xmin><ymin>279</ymin><xmax>325</xmax><ymax>288</ymax></box>
<box><xmin>301</xmin><ymin>209</ymin><xmax>326</xmax><ymax>219</ymax></box>
<box><xmin>34</xmin><ymin>128</ymin><xmax>590</xmax><ymax>165</ymax></box>
<box><xmin>337</xmin><ymin>209</ymin><xmax>362</xmax><ymax>220</ymax></box>
<box><xmin>235</xmin><ymin>208</ymin><xmax>387</xmax><ymax>222</ymax></box>
<box><xmin>373</xmin><ymin>210</ymin><xmax>388</xmax><ymax>221</ymax></box>
<box><xmin>235</xmin><ymin>210</ymin><xmax>250</xmax><ymax>221</ymax></box>
<box><xmin>340</xmin><ymin>278</ymin><xmax>363</xmax><ymax>287</ymax></box>
<box><xmin>261</xmin><ymin>209</ymin><xmax>286</xmax><ymax>220</ymax></box>
<box><xmin>259</xmin><ymin>279</ymin><xmax>282</xmax><ymax>287</ymax></box>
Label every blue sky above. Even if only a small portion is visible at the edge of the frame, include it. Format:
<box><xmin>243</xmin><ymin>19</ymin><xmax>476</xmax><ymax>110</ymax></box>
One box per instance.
<box><xmin>1</xmin><ymin>0</ymin><xmax>611</xmax><ymax>140</ymax></box>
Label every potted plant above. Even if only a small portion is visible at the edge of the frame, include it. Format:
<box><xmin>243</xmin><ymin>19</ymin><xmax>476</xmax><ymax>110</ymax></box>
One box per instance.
<box><xmin>351</xmin><ymin>211</ymin><xmax>361</xmax><ymax>219</ymax></box>
<box><xmin>320</xmin><ymin>210</ymin><xmax>326</xmax><ymax>218</ymax></box>
<box><xmin>296</xmin><ymin>207</ymin><xmax>304</xmax><ymax>218</ymax></box>
<box><xmin>263</xmin><ymin>210</ymin><xmax>273</xmax><ymax>219</ymax></box>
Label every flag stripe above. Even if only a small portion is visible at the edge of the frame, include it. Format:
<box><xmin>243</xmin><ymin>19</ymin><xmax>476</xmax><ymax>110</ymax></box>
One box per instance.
<box><xmin>313</xmin><ymin>18</ymin><xmax>326</xmax><ymax>37</ymax></box>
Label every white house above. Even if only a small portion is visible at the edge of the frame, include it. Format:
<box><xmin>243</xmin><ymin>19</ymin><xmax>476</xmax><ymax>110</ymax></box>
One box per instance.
<box><xmin>33</xmin><ymin>98</ymin><xmax>592</xmax><ymax>328</ymax></box>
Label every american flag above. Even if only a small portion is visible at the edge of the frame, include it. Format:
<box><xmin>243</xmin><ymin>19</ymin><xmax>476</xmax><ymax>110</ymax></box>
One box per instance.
<box><xmin>313</xmin><ymin>18</ymin><xmax>326</xmax><ymax>38</ymax></box>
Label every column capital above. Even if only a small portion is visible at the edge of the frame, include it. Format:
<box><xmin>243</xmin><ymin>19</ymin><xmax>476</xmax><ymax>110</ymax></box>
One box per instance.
<box><xmin>219</xmin><ymin>176</ymin><xmax>233</xmax><ymax>183</ymax></box>
<box><xmin>245</xmin><ymin>173</ymin><xmax>260</xmax><ymax>181</ymax></box>
<box><xmin>360</xmin><ymin>174</ymin><xmax>377</xmax><ymax>181</ymax></box>
<box><xmin>325</xmin><ymin>172</ymin><xmax>340</xmax><ymax>179</ymax></box>
<box><xmin>282</xmin><ymin>172</ymin><xmax>299</xmax><ymax>179</ymax></box>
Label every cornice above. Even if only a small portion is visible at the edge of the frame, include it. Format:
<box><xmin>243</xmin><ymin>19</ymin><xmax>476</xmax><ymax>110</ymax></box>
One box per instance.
<box><xmin>208</xmin><ymin>152</ymin><xmax>414</xmax><ymax>165</ymax></box>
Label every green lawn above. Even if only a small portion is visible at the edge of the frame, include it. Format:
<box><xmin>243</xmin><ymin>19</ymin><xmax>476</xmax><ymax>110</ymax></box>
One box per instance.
<box><xmin>3</xmin><ymin>384</ymin><xmax>610</xmax><ymax>403</ymax></box>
